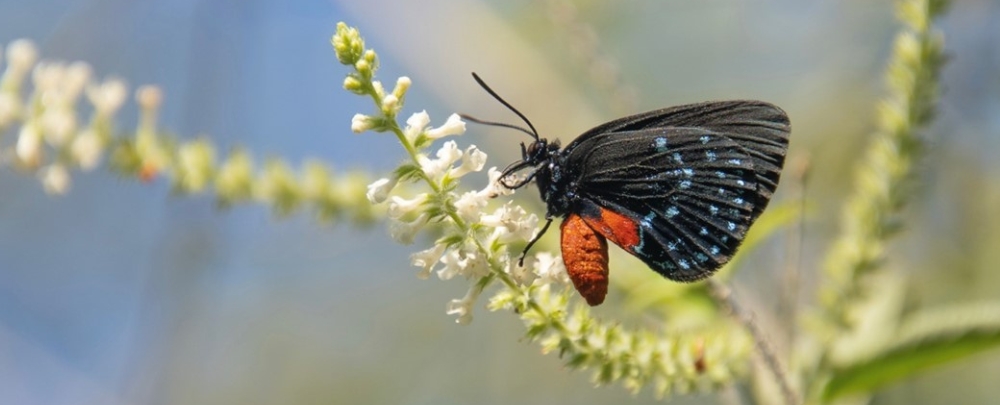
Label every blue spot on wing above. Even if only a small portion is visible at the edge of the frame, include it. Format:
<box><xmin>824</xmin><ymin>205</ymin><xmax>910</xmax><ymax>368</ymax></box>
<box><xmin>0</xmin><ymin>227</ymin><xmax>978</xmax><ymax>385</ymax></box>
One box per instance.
<box><xmin>655</xmin><ymin>137</ymin><xmax>668</xmax><ymax>152</ymax></box>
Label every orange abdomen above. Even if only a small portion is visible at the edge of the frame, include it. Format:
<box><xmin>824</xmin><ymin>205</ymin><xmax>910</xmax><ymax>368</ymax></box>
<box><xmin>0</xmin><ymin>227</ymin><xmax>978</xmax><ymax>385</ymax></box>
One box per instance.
<box><xmin>560</xmin><ymin>214</ymin><xmax>609</xmax><ymax>306</ymax></box>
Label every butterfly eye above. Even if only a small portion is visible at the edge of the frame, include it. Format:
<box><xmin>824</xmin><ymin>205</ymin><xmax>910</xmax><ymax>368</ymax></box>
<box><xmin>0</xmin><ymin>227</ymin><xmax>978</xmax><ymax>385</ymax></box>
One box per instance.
<box><xmin>526</xmin><ymin>141</ymin><xmax>541</xmax><ymax>157</ymax></box>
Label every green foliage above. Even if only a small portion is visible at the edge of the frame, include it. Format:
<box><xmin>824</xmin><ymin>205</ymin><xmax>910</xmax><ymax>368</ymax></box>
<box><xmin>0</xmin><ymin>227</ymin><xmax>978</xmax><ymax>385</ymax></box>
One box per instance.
<box><xmin>824</xmin><ymin>303</ymin><xmax>1000</xmax><ymax>401</ymax></box>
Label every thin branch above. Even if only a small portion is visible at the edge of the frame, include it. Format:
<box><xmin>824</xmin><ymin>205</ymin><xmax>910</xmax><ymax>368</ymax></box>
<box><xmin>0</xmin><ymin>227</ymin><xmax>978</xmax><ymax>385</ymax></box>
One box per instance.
<box><xmin>709</xmin><ymin>278</ymin><xmax>799</xmax><ymax>405</ymax></box>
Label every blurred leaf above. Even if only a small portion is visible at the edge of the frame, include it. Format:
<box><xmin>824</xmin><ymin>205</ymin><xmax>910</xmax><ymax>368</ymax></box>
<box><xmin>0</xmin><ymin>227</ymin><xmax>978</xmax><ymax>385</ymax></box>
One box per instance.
<box><xmin>717</xmin><ymin>199</ymin><xmax>809</xmax><ymax>280</ymax></box>
<box><xmin>823</xmin><ymin>301</ymin><xmax>1000</xmax><ymax>401</ymax></box>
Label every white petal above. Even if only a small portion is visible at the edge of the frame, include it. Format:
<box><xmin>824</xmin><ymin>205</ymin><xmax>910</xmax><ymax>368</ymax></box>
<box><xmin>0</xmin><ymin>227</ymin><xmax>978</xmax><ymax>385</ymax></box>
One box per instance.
<box><xmin>365</xmin><ymin>177</ymin><xmax>396</xmax><ymax>204</ymax></box>
<box><xmin>453</xmin><ymin>190</ymin><xmax>487</xmax><ymax>223</ymax></box>
<box><xmin>410</xmin><ymin>244</ymin><xmax>446</xmax><ymax>280</ymax></box>
<box><xmin>437</xmin><ymin>250</ymin><xmax>466</xmax><ymax>280</ymax></box>
<box><xmin>387</xmin><ymin>193</ymin><xmax>427</xmax><ymax>219</ymax></box>
<box><xmin>419</xmin><ymin>141</ymin><xmax>463</xmax><ymax>180</ymax></box>
<box><xmin>425</xmin><ymin>113</ymin><xmax>466</xmax><ymax>139</ymax></box>
<box><xmin>480</xmin><ymin>166</ymin><xmax>514</xmax><ymax>198</ymax></box>
<box><xmin>446</xmin><ymin>285</ymin><xmax>483</xmax><ymax>325</ymax></box>
<box><xmin>533</xmin><ymin>252</ymin><xmax>570</xmax><ymax>285</ymax></box>
<box><xmin>450</xmin><ymin>145</ymin><xmax>487</xmax><ymax>178</ymax></box>
<box><xmin>389</xmin><ymin>213</ymin><xmax>427</xmax><ymax>245</ymax></box>
<box><xmin>404</xmin><ymin>110</ymin><xmax>431</xmax><ymax>142</ymax></box>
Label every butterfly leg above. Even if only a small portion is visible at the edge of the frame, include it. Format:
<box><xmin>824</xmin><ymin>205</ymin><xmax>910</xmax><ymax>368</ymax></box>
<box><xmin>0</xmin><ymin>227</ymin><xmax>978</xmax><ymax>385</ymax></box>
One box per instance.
<box><xmin>518</xmin><ymin>217</ymin><xmax>553</xmax><ymax>266</ymax></box>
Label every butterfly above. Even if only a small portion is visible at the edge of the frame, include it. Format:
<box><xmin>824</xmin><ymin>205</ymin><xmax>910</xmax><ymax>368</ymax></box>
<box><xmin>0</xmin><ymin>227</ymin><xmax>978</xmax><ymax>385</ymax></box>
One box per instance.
<box><xmin>462</xmin><ymin>73</ymin><xmax>790</xmax><ymax>306</ymax></box>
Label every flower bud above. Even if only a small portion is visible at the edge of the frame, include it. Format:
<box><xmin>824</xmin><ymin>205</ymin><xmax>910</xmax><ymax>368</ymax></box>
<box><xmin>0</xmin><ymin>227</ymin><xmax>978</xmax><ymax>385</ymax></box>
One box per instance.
<box><xmin>40</xmin><ymin>163</ymin><xmax>71</xmax><ymax>195</ymax></box>
<box><xmin>331</xmin><ymin>22</ymin><xmax>365</xmax><ymax>65</ymax></box>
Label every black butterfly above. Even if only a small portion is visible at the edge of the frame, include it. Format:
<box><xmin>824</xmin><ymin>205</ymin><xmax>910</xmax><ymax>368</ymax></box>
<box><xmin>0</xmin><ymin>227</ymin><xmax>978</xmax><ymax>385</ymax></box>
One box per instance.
<box><xmin>463</xmin><ymin>73</ymin><xmax>790</xmax><ymax>305</ymax></box>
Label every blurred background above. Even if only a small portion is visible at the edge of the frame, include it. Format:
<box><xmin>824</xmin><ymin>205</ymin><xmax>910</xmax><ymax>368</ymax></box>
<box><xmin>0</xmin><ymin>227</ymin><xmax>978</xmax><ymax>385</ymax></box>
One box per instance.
<box><xmin>0</xmin><ymin>0</ymin><xmax>999</xmax><ymax>404</ymax></box>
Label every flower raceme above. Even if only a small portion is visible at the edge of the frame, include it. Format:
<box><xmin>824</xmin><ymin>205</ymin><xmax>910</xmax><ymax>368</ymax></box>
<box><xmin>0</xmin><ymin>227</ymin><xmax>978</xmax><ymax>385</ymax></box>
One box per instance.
<box><xmin>0</xmin><ymin>38</ymin><xmax>128</xmax><ymax>194</ymax></box>
<box><xmin>360</xmin><ymin>108</ymin><xmax>564</xmax><ymax>324</ymax></box>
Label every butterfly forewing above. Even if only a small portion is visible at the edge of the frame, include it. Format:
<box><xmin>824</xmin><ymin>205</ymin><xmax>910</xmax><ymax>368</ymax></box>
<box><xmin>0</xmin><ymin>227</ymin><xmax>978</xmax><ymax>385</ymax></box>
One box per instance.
<box><xmin>577</xmin><ymin>100</ymin><xmax>790</xmax><ymax>219</ymax></box>
<box><xmin>568</xmin><ymin>128</ymin><xmax>761</xmax><ymax>281</ymax></box>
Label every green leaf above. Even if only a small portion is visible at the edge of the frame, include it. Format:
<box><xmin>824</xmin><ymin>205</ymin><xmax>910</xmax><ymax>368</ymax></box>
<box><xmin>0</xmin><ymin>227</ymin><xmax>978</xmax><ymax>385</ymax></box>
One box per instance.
<box><xmin>823</xmin><ymin>302</ymin><xmax>1000</xmax><ymax>401</ymax></box>
<box><xmin>393</xmin><ymin>163</ymin><xmax>422</xmax><ymax>182</ymax></box>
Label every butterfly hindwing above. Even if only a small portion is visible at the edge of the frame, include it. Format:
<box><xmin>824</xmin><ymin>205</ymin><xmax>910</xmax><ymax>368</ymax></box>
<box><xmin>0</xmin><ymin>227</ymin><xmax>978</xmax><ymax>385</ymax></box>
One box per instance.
<box><xmin>568</xmin><ymin>128</ymin><xmax>759</xmax><ymax>281</ymax></box>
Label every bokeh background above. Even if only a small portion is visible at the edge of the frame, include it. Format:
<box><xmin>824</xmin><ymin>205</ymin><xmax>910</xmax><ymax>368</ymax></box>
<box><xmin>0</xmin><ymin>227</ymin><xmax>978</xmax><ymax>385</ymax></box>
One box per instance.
<box><xmin>1</xmin><ymin>1</ymin><xmax>999</xmax><ymax>404</ymax></box>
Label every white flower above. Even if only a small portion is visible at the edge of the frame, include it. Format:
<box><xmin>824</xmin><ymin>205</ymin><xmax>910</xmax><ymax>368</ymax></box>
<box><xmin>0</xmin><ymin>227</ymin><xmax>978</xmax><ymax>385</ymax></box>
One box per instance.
<box><xmin>411</xmin><ymin>244</ymin><xmax>446</xmax><ymax>280</ymax></box>
<box><xmin>32</xmin><ymin>62</ymin><xmax>66</xmax><ymax>95</ymax></box>
<box><xmin>63</xmin><ymin>62</ymin><xmax>92</xmax><ymax>102</ymax></box>
<box><xmin>450</xmin><ymin>145</ymin><xmax>486</xmax><ymax>178</ymax></box>
<box><xmin>481</xmin><ymin>203</ymin><xmax>539</xmax><ymax>244</ymax></box>
<box><xmin>453</xmin><ymin>190</ymin><xmax>488</xmax><ymax>223</ymax></box>
<box><xmin>506</xmin><ymin>256</ymin><xmax>531</xmax><ymax>284</ymax></box>
<box><xmin>403</xmin><ymin>110</ymin><xmax>431</xmax><ymax>143</ymax></box>
<box><xmin>425</xmin><ymin>113</ymin><xmax>466</xmax><ymax>140</ymax></box>
<box><xmin>16</xmin><ymin>124</ymin><xmax>43</xmax><ymax>167</ymax></box>
<box><xmin>387</xmin><ymin>193</ymin><xmax>427</xmax><ymax>219</ymax></box>
<box><xmin>41</xmin><ymin>108</ymin><xmax>76</xmax><ymax>147</ymax></box>
<box><xmin>86</xmin><ymin>78</ymin><xmax>128</xmax><ymax>117</ymax></box>
<box><xmin>480</xmin><ymin>166</ymin><xmax>515</xmax><ymax>198</ymax></box>
<box><xmin>71</xmin><ymin>129</ymin><xmax>103</xmax><ymax>170</ymax></box>
<box><xmin>6</xmin><ymin>39</ymin><xmax>38</xmax><ymax>74</ymax></box>
<box><xmin>437</xmin><ymin>249</ymin><xmax>467</xmax><ymax>281</ymax></box>
<box><xmin>465</xmin><ymin>251</ymin><xmax>490</xmax><ymax>278</ymax></box>
<box><xmin>437</xmin><ymin>246</ymin><xmax>489</xmax><ymax>280</ymax></box>
<box><xmin>417</xmin><ymin>140</ymin><xmax>462</xmax><ymax>180</ymax></box>
<box><xmin>446</xmin><ymin>285</ymin><xmax>483</xmax><ymax>325</ymax></box>
<box><xmin>0</xmin><ymin>93</ymin><xmax>21</xmax><ymax>128</ymax></box>
<box><xmin>533</xmin><ymin>252</ymin><xmax>570</xmax><ymax>286</ymax></box>
<box><xmin>351</xmin><ymin>113</ymin><xmax>376</xmax><ymax>133</ymax></box>
<box><xmin>389</xmin><ymin>213</ymin><xmax>427</xmax><ymax>245</ymax></box>
<box><xmin>135</xmin><ymin>85</ymin><xmax>163</xmax><ymax>110</ymax></box>
<box><xmin>39</xmin><ymin>164</ymin><xmax>71</xmax><ymax>195</ymax></box>
<box><xmin>366</xmin><ymin>177</ymin><xmax>397</xmax><ymax>204</ymax></box>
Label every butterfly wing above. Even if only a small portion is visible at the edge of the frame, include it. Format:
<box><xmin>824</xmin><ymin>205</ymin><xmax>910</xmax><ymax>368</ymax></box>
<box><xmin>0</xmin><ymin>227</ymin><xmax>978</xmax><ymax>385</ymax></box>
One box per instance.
<box><xmin>567</xmin><ymin>100</ymin><xmax>790</xmax><ymax>219</ymax></box>
<box><xmin>566</xmin><ymin>127</ymin><xmax>763</xmax><ymax>281</ymax></box>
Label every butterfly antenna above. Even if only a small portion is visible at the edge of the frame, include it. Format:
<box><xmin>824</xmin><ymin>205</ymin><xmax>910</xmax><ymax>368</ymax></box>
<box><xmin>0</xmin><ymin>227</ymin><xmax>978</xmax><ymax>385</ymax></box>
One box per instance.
<box><xmin>458</xmin><ymin>114</ymin><xmax>537</xmax><ymax>139</ymax></box>
<box><xmin>468</xmin><ymin>72</ymin><xmax>540</xmax><ymax>141</ymax></box>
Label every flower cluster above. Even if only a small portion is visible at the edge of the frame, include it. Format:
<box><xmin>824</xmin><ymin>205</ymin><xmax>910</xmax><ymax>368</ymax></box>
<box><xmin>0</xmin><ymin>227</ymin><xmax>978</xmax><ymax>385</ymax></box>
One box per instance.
<box><xmin>362</xmin><ymin>104</ymin><xmax>564</xmax><ymax>324</ymax></box>
<box><xmin>0</xmin><ymin>38</ymin><xmax>378</xmax><ymax>225</ymax></box>
<box><xmin>332</xmin><ymin>22</ymin><xmax>576</xmax><ymax>324</ymax></box>
<box><xmin>0</xmin><ymin>39</ymin><xmax>127</xmax><ymax>194</ymax></box>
